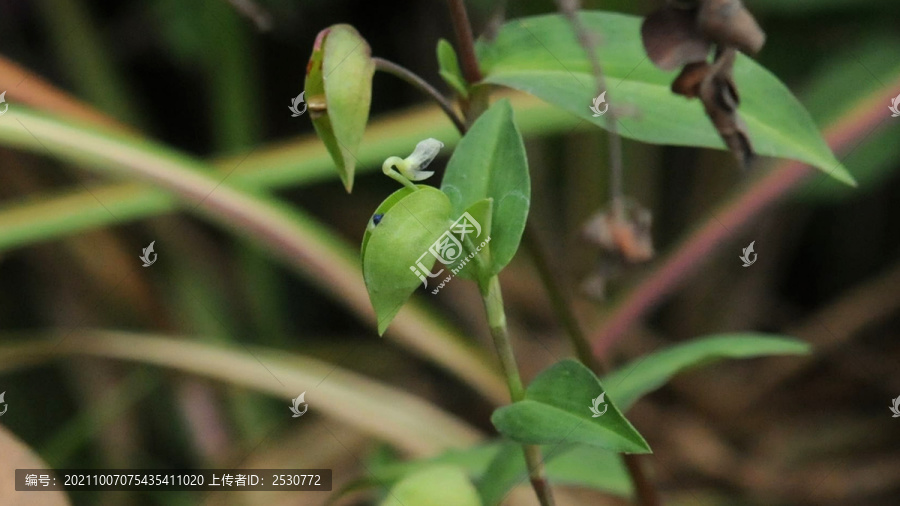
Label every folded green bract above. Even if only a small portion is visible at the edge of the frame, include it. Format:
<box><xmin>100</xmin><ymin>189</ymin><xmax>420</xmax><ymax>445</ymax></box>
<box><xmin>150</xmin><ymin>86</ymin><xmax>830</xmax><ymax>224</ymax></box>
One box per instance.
<box><xmin>305</xmin><ymin>24</ymin><xmax>375</xmax><ymax>192</ymax></box>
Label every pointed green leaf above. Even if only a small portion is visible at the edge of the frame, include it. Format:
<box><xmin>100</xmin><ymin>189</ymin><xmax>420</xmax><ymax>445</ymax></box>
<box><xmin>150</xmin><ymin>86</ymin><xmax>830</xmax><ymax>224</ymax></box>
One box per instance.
<box><xmin>305</xmin><ymin>24</ymin><xmax>375</xmax><ymax>192</ymax></box>
<box><xmin>604</xmin><ymin>333</ymin><xmax>810</xmax><ymax>412</ymax></box>
<box><xmin>476</xmin><ymin>13</ymin><xmax>854</xmax><ymax>185</ymax></box>
<box><xmin>381</xmin><ymin>465</ymin><xmax>481</xmax><ymax>506</ymax></box>
<box><xmin>492</xmin><ymin>359</ymin><xmax>650</xmax><ymax>454</ymax></box>
<box><xmin>441</xmin><ymin>100</ymin><xmax>530</xmax><ymax>277</ymax></box>
<box><xmin>437</xmin><ymin>38</ymin><xmax>469</xmax><ymax>98</ymax></box>
<box><xmin>362</xmin><ymin>186</ymin><xmax>452</xmax><ymax>334</ymax></box>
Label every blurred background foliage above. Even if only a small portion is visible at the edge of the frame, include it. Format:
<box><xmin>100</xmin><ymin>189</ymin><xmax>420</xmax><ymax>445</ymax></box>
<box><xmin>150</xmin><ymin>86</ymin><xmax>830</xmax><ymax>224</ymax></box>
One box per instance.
<box><xmin>0</xmin><ymin>0</ymin><xmax>898</xmax><ymax>505</ymax></box>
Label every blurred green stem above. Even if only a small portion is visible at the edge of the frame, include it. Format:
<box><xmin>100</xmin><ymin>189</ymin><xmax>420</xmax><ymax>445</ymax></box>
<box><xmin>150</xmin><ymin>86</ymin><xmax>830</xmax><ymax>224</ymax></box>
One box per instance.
<box><xmin>0</xmin><ymin>107</ymin><xmax>508</xmax><ymax>406</ymax></box>
<box><xmin>480</xmin><ymin>275</ymin><xmax>556</xmax><ymax>506</ymax></box>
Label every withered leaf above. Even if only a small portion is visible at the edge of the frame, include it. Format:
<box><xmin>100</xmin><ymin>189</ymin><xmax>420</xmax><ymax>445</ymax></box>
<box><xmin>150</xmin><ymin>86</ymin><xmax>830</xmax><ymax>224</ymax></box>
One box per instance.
<box><xmin>697</xmin><ymin>0</ymin><xmax>765</xmax><ymax>55</ymax></box>
<box><xmin>641</xmin><ymin>6</ymin><xmax>711</xmax><ymax>71</ymax></box>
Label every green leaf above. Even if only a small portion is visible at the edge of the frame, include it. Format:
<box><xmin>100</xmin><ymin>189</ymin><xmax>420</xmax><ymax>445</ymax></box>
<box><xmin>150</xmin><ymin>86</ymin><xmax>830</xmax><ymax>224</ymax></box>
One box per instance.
<box><xmin>476</xmin><ymin>442</ymin><xmax>526</xmax><ymax>505</ymax></box>
<box><xmin>604</xmin><ymin>333</ymin><xmax>811</xmax><ymax>412</ymax></box>
<box><xmin>476</xmin><ymin>441</ymin><xmax>627</xmax><ymax>505</ymax></box>
<box><xmin>476</xmin><ymin>12</ymin><xmax>855</xmax><ymax>185</ymax></box>
<box><xmin>340</xmin><ymin>440</ymin><xmax>631</xmax><ymax>505</ymax></box>
<box><xmin>543</xmin><ymin>444</ymin><xmax>631</xmax><ymax>497</ymax></box>
<box><xmin>381</xmin><ymin>465</ymin><xmax>481</xmax><ymax>506</ymax></box>
<box><xmin>492</xmin><ymin>359</ymin><xmax>650</xmax><ymax>454</ymax></box>
<box><xmin>362</xmin><ymin>186</ymin><xmax>452</xmax><ymax>334</ymax></box>
<box><xmin>441</xmin><ymin>100</ymin><xmax>530</xmax><ymax>277</ymax></box>
<box><xmin>438</xmin><ymin>38</ymin><xmax>469</xmax><ymax>98</ymax></box>
<box><xmin>305</xmin><ymin>24</ymin><xmax>375</xmax><ymax>192</ymax></box>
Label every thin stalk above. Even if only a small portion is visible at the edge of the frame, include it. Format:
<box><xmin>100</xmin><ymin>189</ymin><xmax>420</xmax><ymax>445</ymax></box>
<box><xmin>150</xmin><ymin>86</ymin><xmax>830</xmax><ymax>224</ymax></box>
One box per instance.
<box><xmin>373</xmin><ymin>57</ymin><xmax>467</xmax><ymax>135</ymax></box>
<box><xmin>551</xmin><ymin>2</ymin><xmax>660</xmax><ymax>503</ymax></box>
<box><xmin>555</xmin><ymin>0</ymin><xmax>624</xmax><ymax>214</ymax></box>
<box><xmin>381</xmin><ymin>159</ymin><xmax>420</xmax><ymax>191</ymax></box>
<box><xmin>444</xmin><ymin>2</ymin><xmax>554</xmax><ymax>502</ymax></box>
<box><xmin>480</xmin><ymin>275</ymin><xmax>556</xmax><ymax>506</ymax></box>
<box><xmin>445</xmin><ymin>0</ymin><xmax>483</xmax><ymax>84</ymax></box>
<box><xmin>523</xmin><ymin>223</ymin><xmax>659</xmax><ymax>506</ymax></box>
<box><xmin>523</xmin><ymin>223</ymin><xmax>601</xmax><ymax>372</ymax></box>
<box><xmin>444</xmin><ymin>0</ymin><xmax>490</xmax><ymax>124</ymax></box>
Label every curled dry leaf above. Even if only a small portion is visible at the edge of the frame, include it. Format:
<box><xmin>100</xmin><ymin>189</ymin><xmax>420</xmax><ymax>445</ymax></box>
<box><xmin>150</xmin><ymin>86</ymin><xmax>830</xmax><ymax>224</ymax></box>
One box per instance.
<box><xmin>641</xmin><ymin>6</ymin><xmax>710</xmax><ymax>71</ymax></box>
<box><xmin>641</xmin><ymin>0</ymin><xmax>765</xmax><ymax>166</ymax></box>
<box><xmin>697</xmin><ymin>0</ymin><xmax>765</xmax><ymax>55</ymax></box>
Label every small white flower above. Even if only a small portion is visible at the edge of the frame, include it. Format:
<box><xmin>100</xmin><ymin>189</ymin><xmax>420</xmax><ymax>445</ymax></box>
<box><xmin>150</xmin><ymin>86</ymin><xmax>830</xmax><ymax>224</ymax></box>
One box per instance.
<box><xmin>383</xmin><ymin>138</ymin><xmax>444</xmax><ymax>182</ymax></box>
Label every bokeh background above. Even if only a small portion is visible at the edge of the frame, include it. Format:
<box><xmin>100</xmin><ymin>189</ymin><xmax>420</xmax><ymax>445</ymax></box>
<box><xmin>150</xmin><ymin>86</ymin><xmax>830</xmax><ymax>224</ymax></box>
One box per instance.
<box><xmin>1</xmin><ymin>0</ymin><xmax>899</xmax><ymax>505</ymax></box>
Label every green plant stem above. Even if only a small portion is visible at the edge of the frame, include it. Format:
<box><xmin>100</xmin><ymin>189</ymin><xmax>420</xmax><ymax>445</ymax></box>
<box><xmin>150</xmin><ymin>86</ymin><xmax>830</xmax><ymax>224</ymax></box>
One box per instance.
<box><xmin>373</xmin><ymin>57</ymin><xmax>467</xmax><ymax>135</ymax></box>
<box><xmin>524</xmin><ymin>223</ymin><xmax>659</xmax><ymax>506</ymax></box>
<box><xmin>480</xmin><ymin>275</ymin><xmax>556</xmax><ymax>506</ymax></box>
<box><xmin>0</xmin><ymin>107</ymin><xmax>509</xmax><ymax>407</ymax></box>
<box><xmin>447</xmin><ymin>2</ymin><xmax>553</xmax><ymax>503</ymax></box>
<box><xmin>383</xmin><ymin>166</ymin><xmax>419</xmax><ymax>191</ymax></box>
<box><xmin>444</xmin><ymin>0</ymin><xmax>490</xmax><ymax>124</ymax></box>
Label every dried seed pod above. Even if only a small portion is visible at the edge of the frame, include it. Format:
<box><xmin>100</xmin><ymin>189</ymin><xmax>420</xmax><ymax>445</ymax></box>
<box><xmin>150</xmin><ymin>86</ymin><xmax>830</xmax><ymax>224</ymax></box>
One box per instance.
<box><xmin>697</xmin><ymin>0</ymin><xmax>765</xmax><ymax>55</ymax></box>
<box><xmin>641</xmin><ymin>6</ymin><xmax>711</xmax><ymax>71</ymax></box>
<box><xmin>583</xmin><ymin>199</ymin><xmax>654</xmax><ymax>263</ymax></box>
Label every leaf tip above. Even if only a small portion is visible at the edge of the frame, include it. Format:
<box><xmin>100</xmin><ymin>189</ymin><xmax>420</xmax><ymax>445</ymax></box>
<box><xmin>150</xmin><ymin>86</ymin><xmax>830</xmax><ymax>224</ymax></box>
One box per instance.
<box><xmin>342</xmin><ymin>173</ymin><xmax>355</xmax><ymax>193</ymax></box>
